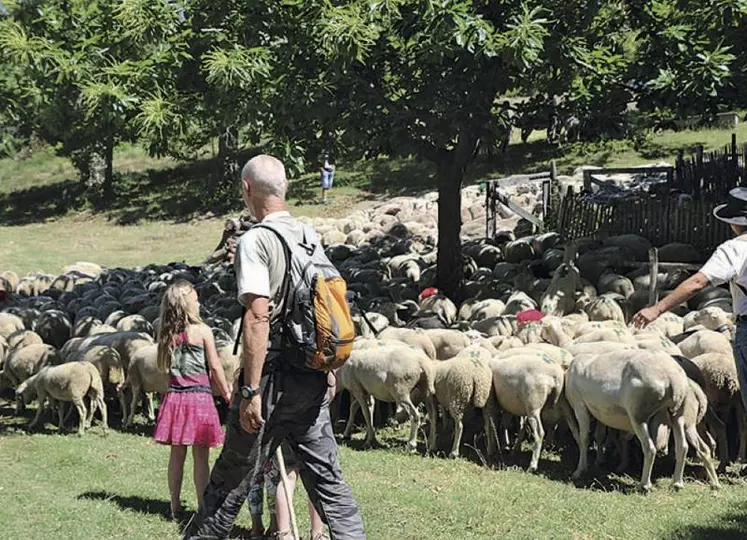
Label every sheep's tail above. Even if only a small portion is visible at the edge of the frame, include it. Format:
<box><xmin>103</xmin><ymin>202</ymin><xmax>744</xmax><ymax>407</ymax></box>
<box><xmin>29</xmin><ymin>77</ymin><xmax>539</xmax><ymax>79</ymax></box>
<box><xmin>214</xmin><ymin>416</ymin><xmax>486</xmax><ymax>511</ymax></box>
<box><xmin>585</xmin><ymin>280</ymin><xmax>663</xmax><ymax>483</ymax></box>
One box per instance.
<box><xmin>416</xmin><ymin>355</ymin><xmax>436</xmax><ymax>397</ymax></box>
<box><xmin>87</xmin><ymin>364</ymin><xmax>105</xmax><ymax>400</ymax></box>
<box><xmin>547</xmin><ymin>372</ymin><xmax>563</xmax><ymax>409</ymax></box>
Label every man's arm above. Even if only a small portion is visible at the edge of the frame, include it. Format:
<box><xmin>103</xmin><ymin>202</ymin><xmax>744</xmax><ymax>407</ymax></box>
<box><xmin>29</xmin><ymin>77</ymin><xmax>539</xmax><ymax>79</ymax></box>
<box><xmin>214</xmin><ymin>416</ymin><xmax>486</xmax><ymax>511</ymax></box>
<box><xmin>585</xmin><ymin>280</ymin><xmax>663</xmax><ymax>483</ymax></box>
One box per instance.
<box><xmin>633</xmin><ymin>272</ymin><xmax>710</xmax><ymax>328</ymax></box>
<box><xmin>242</xmin><ymin>293</ymin><xmax>270</xmax><ymax>388</ymax></box>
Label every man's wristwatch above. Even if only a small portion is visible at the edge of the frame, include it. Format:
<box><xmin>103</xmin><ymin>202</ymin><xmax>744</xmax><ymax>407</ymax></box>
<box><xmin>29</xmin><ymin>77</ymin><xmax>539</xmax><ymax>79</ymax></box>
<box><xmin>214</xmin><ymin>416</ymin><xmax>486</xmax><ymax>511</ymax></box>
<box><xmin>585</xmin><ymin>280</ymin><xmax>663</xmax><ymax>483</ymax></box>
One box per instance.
<box><xmin>240</xmin><ymin>385</ymin><xmax>260</xmax><ymax>400</ymax></box>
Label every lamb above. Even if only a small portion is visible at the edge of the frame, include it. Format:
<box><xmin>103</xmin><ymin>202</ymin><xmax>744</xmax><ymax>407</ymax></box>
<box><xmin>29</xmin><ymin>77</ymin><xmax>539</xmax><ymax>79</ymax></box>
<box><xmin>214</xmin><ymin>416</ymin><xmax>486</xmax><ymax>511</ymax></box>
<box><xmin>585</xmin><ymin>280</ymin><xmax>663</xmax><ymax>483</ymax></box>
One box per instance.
<box><xmin>419</xmin><ymin>294</ymin><xmax>458</xmax><ymax>326</ymax></box>
<box><xmin>489</xmin><ymin>353</ymin><xmax>570</xmax><ymax>471</ymax></box>
<box><xmin>0</xmin><ymin>343</ymin><xmax>60</xmax><ymax>391</ymax></box>
<box><xmin>72</xmin><ymin>317</ymin><xmax>104</xmax><ymax>338</ymax></box>
<box><xmin>15</xmin><ymin>361</ymin><xmax>108</xmax><ymax>435</ymax></box>
<box><xmin>496</xmin><ymin>344</ymin><xmax>574</xmax><ymax>370</ymax></box>
<box><xmin>584</xmin><ymin>295</ymin><xmax>626</xmax><ymax>323</ymax></box>
<box><xmin>378</xmin><ymin>328</ymin><xmax>437</xmax><ymax>359</ymax></box>
<box><xmin>7</xmin><ymin>329</ymin><xmax>44</xmax><ymax>351</ymax></box>
<box><xmin>467</xmin><ymin>299</ymin><xmax>507</xmax><ymax>322</ymax></box>
<box><xmin>690</xmin><ymin>352</ymin><xmax>746</xmax><ymax>473</ymax></box>
<box><xmin>598</xmin><ymin>273</ymin><xmax>634</xmax><ymax>298</ymax></box>
<box><xmin>120</xmin><ymin>344</ymin><xmax>167</xmax><ymax>427</ymax></box>
<box><xmin>566</xmin><ymin>350</ymin><xmax>695</xmax><ymax>491</ymax></box>
<box><xmin>423</xmin><ymin>329</ymin><xmax>472</xmax><ymax>360</ymax></box>
<box><xmin>540</xmin><ymin>262</ymin><xmax>581</xmax><ymax>316</ymax></box>
<box><xmin>649</xmin><ymin>379</ymin><xmax>720</xmax><ymax>488</ymax></box>
<box><xmin>338</xmin><ymin>341</ymin><xmax>436</xmax><ymax>451</ymax></box>
<box><xmin>116</xmin><ymin>314</ymin><xmax>154</xmax><ymax>335</ymax></box>
<box><xmin>0</xmin><ymin>312</ymin><xmax>25</xmax><ymax>339</ymax></box>
<box><xmin>470</xmin><ymin>315</ymin><xmax>517</xmax><ymax>338</ymax></box>
<box><xmin>35</xmin><ymin>309</ymin><xmax>73</xmax><ymax>348</ymax></box>
<box><xmin>431</xmin><ymin>346</ymin><xmax>496</xmax><ymax>458</ymax></box>
<box><xmin>66</xmin><ymin>345</ymin><xmax>126</xmax><ymax>390</ymax></box>
<box><xmin>678</xmin><ymin>330</ymin><xmax>732</xmax><ymax>359</ymax></box>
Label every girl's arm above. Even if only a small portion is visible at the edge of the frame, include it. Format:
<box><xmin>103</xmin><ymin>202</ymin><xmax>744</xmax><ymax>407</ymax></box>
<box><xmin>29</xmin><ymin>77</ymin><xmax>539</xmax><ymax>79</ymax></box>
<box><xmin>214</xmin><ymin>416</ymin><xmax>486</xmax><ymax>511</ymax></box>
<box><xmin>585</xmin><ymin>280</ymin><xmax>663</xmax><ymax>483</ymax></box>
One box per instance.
<box><xmin>201</xmin><ymin>325</ymin><xmax>232</xmax><ymax>403</ymax></box>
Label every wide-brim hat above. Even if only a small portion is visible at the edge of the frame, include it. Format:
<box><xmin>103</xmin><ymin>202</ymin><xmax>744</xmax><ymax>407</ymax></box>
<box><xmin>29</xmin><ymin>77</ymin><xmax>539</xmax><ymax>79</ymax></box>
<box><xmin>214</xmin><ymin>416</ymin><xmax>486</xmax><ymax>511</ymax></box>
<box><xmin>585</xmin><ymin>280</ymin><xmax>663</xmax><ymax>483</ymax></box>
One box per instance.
<box><xmin>714</xmin><ymin>187</ymin><xmax>747</xmax><ymax>226</ymax></box>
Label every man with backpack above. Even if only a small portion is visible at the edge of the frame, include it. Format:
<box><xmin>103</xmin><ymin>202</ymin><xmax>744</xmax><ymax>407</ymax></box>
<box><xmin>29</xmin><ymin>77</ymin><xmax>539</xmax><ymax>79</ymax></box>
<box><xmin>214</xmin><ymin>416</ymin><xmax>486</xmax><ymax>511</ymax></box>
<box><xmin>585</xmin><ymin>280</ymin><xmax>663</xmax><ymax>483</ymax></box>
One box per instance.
<box><xmin>185</xmin><ymin>155</ymin><xmax>365</xmax><ymax>539</ymax></box>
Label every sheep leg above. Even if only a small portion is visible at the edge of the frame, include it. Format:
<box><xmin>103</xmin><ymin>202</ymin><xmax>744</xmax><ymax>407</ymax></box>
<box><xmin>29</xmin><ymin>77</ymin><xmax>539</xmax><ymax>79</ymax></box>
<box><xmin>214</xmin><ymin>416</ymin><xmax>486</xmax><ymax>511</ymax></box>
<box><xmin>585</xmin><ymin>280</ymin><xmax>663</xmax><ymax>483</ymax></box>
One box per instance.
<box><xmin>616</xmin><ymin>433</ymin><xmax>633</xmax><ymax>474</ymax></box>
<box><xmin>710</xmin><ymin>411</ymin><xmax>730</xmax><ymax>473</ymax></box>
<box><xmin>126</xmin><ymin>384</ymin><xmax>141</xmax><ymax>428</ymax></box>
<box><xmin>342</xmin><ymin>398</ymin><xmax>360</xmax><ymax>440</ymax></box>
<box><xmin>145</xmin><ymin>392</ymin><xmax>156</xmax><ymax>422</ymax></box>
<box><xmin>483</xmin><ymin>395</ymin><xmax>499</xmax><ymax>459</ymax></box>
<box><xmin>97</xmin><ymin>396</ymin><xmax>108</xmax><ymax>430</ymax></box>
<box><xmin>737</xmin><ymin>406</ymin><xmax>747</xmax><ymax>463</ymax></box>
<box><xmin>557</xmin><ymin>395</ymin><xmax>580</xmax><ymax>447</ymax></box>
<box><xmin>72</xmin><ymin>397</ymin><xmax>87</xmax><ymax>436</ymax></box>
<box><xmin>449</xmin><ymin>409</ymin><xmax>463</xmax><ymax>459</ymax></box>
<box><xmin>358</xmin><ymin>393</ymin><xmax>378</xmax><ymax>449</ymax></box>
<box><xmin>527</xmin><ymin>412</ymin><xmax>545</xmax><ymax>472</ymax></box>
<box><xmin>686</xmin><ymin>425</ymin><xmax>720</xmax><ymax>488</ymax></box>
<box><xmin>57</xmin><ymin>400</ymin><xmax>65</xmax><ymax>431</ymax></box>
<box><xmin>499</xmin><ymin>413</ymin><xmax>512</xmax><ymax>450</ymax></box>
<box><xmin>400</xmin><ymin>398</ymin><xmax>421</xmax><ymax>453</ymax></box>
<box><xmin>118</xmin><ymin>387</ymin><xmax>129</xmax><ymax>425</ymax></box>
<box><xmin>671</xmin><ymin>415</ymin><xmax>688</xmax><ymax>490</ymax></box>
<box><xmin>630</xmin><ymin>419</ymin><xmax>656</xmax><ymax>492</ymax></box>
<box><xmin>572</xmin><ymin>404</ymin><xmax>591</xmax><ymax>480</ymax></box>
<box><xmin>29</xmin><ymin>396</ymin><xmax>47</xmax><ymax>430</ymax></box>
<box><xmin>511</xmin><ymin>418</ymin><xmax>527</xmax><ymax>455</ymax></box>
<box><xmin>426</xmin><ymin>395</ymin><xmax>438</xmax><ymax>454</ymax></box>
<box><xmin>86</xmin><ymin>396</ymin><xmax>96</xmax><ymax>428</ymax></box>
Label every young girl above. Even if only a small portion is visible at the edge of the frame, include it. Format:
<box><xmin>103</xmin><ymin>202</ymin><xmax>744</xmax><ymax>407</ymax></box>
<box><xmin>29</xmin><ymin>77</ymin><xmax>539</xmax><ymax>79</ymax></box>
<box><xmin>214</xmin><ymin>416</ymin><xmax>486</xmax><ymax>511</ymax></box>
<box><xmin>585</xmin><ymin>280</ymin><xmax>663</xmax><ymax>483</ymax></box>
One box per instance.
<box><xmin>153</xmin><ymin>280</ymin><xmax>232</xmax><ymax>519</ymax></box>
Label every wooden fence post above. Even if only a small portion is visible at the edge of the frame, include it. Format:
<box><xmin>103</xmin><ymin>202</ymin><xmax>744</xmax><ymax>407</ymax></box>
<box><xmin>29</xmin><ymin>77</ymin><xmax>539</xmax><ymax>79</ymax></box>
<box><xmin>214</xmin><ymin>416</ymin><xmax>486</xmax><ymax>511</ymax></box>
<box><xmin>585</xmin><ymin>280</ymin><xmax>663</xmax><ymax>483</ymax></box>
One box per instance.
<box><xmin>648</xmin><ymin>248</ymin><xmax>659</xmax><ymax>307</ymax></box>
<box><xmin>583</xmin><ymin>170</ymin><xmax>591</xmax><ymax>191</ymax></box>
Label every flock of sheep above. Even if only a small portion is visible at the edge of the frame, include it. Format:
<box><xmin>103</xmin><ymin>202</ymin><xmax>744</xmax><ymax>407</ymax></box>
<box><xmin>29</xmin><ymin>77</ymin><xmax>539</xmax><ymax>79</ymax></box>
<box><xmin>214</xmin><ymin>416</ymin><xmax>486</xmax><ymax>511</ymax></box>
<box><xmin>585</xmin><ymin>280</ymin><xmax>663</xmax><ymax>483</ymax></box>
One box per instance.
<box><xmin>0</xmin><ymin>184</ymin><xmax>742</xmax><ymax>495</ymax></box>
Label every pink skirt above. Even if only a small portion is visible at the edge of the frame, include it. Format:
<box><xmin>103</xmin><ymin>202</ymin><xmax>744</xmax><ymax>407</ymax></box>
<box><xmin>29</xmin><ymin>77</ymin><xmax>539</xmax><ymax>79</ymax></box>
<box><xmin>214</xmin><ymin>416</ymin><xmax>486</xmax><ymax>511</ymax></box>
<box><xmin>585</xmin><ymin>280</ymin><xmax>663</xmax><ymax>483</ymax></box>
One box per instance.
<box><xmin>154</xmin><ymin>391</ymin><xmax>224</xmax><ymax>448</ymax></box>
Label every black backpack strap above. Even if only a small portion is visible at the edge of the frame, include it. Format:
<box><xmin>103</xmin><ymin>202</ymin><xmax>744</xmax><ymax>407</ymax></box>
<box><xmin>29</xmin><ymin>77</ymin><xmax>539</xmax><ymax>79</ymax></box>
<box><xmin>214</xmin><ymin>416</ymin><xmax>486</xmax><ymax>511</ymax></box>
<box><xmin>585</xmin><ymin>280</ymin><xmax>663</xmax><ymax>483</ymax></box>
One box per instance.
<box><xmin>231</xmin><ymin>223</ymin><xmax>295</xmax><ymax>356</ymax></box>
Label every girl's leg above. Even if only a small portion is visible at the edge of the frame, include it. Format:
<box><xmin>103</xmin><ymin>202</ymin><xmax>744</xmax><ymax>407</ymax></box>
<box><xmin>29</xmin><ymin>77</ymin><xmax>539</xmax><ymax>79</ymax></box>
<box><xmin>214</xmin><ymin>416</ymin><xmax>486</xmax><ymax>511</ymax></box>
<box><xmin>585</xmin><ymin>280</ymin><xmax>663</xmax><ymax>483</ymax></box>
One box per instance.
<box><xmin>168</xmin><ymin>445</ymin><xmax>188</xmax><ymax>517</ymax></box>
<box><xmin>274</xmin><ymin>465</ymin><xmax>298</xmax><ymax>534</ymax></box>
<box><xmin>308</xmin><ymin>498</ymin><xmax>326</xmax><ymax>538</ymax></box>
<box><xmin>192</xmin><ymin>445</ymin><xmax>211</xmax><ymax>511</ymax></box>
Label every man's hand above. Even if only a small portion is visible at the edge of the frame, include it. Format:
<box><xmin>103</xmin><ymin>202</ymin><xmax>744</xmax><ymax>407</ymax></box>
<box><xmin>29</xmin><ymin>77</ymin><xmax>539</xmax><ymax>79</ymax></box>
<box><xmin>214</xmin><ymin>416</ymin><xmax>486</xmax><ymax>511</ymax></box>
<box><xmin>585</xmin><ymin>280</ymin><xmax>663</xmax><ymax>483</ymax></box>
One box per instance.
<box><xmin>632</xmin><ymin>305</ymin><xmax>661</xmax><ymax>329</ymax></box>
<box><xmin>239</xmin><ymin>395</ymin><xmax>264</xmax><ymax>433</ymax></box>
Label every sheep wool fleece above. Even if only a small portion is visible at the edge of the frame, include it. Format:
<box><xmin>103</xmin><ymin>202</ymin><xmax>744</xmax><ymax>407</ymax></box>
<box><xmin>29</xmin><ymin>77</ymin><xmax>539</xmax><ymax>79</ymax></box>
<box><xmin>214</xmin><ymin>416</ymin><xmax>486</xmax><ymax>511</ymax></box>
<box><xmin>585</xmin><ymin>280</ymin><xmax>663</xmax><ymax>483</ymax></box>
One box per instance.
<box><xmin>183</xmin><ymin>365</ymin><xmax>366</xmax><ymax>540</ymax></box>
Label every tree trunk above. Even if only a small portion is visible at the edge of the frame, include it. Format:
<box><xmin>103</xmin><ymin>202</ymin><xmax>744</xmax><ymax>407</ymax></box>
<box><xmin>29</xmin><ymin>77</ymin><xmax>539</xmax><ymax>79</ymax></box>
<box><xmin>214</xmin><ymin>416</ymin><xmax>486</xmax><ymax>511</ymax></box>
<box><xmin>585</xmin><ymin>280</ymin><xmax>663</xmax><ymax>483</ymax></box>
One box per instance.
<box><xmin>216</xmin><ymin>126</ymin><xmax>239</xmax><ymax>196</ymax></box>
<box><xmin>435</xmin><ymin>161</ymin><xmax>467</xmax><ymax>303</ymax></box>
<box><xmin>435</xmin><ymin>132</ymin><xmax>478</xmax><ymax>303</ymax></box>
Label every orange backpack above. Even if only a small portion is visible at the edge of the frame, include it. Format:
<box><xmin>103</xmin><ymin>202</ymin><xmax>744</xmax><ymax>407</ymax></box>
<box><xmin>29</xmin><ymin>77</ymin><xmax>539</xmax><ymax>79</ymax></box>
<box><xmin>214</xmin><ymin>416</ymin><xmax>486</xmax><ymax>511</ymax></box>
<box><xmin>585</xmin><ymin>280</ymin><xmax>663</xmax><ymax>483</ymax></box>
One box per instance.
<box><xmin>253</xmin><ymin>222</ymin><xmax>355</xmax><ymax>371</ymax></box>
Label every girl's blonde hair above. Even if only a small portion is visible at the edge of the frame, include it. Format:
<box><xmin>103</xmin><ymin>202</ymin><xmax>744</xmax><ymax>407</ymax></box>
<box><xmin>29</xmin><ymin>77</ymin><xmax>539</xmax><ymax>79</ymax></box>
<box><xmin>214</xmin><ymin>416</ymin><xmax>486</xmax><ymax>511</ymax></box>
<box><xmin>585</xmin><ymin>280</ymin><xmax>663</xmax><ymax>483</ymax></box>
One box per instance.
<box><xmin>157</xmin><ymin>280</ymin><xmax>201</xmax><ymax>372</ymax></box>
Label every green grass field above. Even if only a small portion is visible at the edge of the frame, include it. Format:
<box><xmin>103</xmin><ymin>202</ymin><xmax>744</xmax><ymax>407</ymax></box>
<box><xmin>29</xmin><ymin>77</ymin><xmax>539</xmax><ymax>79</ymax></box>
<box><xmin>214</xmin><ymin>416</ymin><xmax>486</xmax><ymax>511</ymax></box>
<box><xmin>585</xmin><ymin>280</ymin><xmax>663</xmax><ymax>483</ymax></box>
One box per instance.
<box><xmin>2</xmin><ymin>399</ymin><xmax>747</xmax><ymax>540</ymax></box>
<box><xmin>3</xmin><ymin>127</ymin><xmax>747</xmax><ymax>539</ymax></box>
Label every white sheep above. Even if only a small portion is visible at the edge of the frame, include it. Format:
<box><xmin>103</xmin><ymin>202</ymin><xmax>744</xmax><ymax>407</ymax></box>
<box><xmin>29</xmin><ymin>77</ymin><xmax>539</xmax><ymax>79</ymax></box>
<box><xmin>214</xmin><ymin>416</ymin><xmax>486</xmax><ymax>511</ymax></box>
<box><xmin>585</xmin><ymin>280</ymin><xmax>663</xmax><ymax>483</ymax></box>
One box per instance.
<box><xmin>419</xmin><ymin>294</ymin><xmax>458</xmax><ymax>326</ymax></box>
<box><xmin>540</xmin><ymin>262</ymin><xmax>581</xmax><ymax>316</ymax></box>
<box><xmin>584</xmin><ymin>295</ymin><xmax>626</xmax><ymax>323</ymax></box>
<box><xmin>378</xmin><ymin>327</ymin><xmax>437</xmax><ymax>359</ymax></box>
<box><xmin>678</xmin><ymin>330</ymin><xmax>732</xmax><ymax>359</ymax></box>
<box><xmin>470</xmin><ymin>315</ymin><xmax>517</xmax><ymax>338</ymax></box>
<box><xmin>119</xmin><ymin>343</ymin><xmax>173</xmax><ymax>427</ymax></box>
<box><xmin>338</xmin><ymin>340</ymin><xmax>436</xmax><ymax>451</ymax></box>
<box><xmin>0</xmin><ymin>343</ymin><xmax>60</xmax><ymax>390</ymax></box>
<box><xmin>489</xmin><ymin>353</ymin><xmax>569</xmax><ymax>471</ymax></box>
<box><xmin>15</xmin><ymin>361</ymin><xmax>108</xmax><ymax>435</ymax></box>
<box><xmin>0</xmin><ymin>312</ymin><xmax>25</xmax><ymax>339</ymax></box>
<box><xmin>690</xmin><ymin>352</ymin><xmax>746</xmax><ymax>473</ymax></box>
<box><xmin>566</xmin><ymin>350</ymin><xmax>694</xmax><ymax>491</ymax></box>
<box><xmin>422</xmin><ymin>329</ymin><xmax>472</xmax><ymax>360</ymax></box>
<box><xmin>432</xmin><ymin>346</ymin><xmax>496</xmax><ymax>458</ymax></box>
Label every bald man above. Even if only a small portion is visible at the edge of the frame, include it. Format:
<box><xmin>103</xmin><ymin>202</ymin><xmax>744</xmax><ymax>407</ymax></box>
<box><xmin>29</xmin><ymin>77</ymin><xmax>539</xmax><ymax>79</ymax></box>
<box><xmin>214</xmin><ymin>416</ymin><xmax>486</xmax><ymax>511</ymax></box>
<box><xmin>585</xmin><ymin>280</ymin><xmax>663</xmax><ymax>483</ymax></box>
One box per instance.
<box><xmin>185</xmin><ymin>155</ymin><xmax>365</xmax><ymax>540</ymax></box>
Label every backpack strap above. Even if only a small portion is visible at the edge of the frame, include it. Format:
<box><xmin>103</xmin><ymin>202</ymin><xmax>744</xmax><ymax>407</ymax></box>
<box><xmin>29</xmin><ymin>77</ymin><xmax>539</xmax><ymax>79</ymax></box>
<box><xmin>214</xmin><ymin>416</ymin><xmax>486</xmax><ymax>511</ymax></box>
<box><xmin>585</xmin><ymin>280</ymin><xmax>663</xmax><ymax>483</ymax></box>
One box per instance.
<box><xmin>231</xmin><ymin>222</ymin><xmax>298</xmax><ymax>356</ymax></box>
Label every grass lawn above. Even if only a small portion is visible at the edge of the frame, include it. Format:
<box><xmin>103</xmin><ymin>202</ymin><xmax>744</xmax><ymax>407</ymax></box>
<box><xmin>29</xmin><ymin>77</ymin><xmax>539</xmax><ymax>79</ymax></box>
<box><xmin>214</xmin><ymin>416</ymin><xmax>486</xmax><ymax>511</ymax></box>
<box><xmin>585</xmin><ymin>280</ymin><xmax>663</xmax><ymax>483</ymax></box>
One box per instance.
<box><xmin>2</xmin><ymin>398</ymin><xmax>747</xmax><ymax>540</ymax></box>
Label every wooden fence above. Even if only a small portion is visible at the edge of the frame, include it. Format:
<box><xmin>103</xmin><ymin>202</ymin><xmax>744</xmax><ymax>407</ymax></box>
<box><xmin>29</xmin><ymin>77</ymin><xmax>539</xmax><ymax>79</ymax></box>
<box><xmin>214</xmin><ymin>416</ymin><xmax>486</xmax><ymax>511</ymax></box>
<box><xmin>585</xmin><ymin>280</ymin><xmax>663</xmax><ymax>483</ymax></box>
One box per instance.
<box><xmin>556</xmin><ymin>134</ymin><xmax>747</xmax><ymax>251</ymax></box>
<box><xmin>557</xmin><ymin>186</ymin><xmax>732</xmax><ymax>253</ymax></box>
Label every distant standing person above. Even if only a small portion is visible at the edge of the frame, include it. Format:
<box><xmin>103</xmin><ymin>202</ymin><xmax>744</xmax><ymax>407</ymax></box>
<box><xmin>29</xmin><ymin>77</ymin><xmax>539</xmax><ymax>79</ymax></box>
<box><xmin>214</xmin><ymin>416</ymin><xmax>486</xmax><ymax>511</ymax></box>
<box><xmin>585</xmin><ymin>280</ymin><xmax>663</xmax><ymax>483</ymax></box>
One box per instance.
<box><xmin>320</xmin><ymin>154</ymin><xmax>335</xmax><ymax>204</ymax></box>
<box><xmin>153</xmin><ymin>280</ymin><xmax>232</xmax><ymax>520</ymax></box>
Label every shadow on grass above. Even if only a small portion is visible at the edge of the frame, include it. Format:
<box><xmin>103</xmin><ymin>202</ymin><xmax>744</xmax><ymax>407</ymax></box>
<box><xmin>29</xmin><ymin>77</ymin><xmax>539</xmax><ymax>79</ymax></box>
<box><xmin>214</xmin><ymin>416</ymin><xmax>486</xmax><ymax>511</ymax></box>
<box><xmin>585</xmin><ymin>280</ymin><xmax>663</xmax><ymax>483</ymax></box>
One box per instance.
<box><xmin>78</xmin><ymin>491</ymin><xmax>257</xmax><ymax>538</ymax></box>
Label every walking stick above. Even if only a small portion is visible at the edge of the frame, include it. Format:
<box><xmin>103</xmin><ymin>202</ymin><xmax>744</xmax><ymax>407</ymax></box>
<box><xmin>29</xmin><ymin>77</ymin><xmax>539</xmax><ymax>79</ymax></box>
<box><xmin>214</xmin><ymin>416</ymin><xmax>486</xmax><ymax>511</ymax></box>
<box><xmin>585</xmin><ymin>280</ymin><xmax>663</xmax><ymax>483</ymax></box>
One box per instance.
<box><xmin>276</xmin><ymin>446</ymin><xmax>300</xmax><ymax>540</ymax></box>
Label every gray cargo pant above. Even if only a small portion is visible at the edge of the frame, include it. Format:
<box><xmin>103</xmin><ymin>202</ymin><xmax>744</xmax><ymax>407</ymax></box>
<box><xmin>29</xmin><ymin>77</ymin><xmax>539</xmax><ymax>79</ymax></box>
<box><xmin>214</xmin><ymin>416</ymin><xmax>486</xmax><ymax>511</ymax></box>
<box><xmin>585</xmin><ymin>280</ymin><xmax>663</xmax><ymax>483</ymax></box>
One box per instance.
<box><xmin>184</xmin><ymin>366</ymin><xmax>366</xmax><ymax>540</ymax></box>
<box><xmin>733</xmin><ymin>322</ymin><xmax>747</xmax><ymax>413</ymax></box>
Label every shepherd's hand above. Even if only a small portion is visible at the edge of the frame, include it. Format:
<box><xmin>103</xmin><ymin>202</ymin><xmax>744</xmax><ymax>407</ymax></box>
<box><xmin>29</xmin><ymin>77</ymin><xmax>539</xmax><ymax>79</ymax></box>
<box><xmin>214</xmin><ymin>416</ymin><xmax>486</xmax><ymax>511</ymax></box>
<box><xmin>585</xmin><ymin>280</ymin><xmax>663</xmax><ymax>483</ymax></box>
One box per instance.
<box><xmin>632</xmin><ymin>306</ymin><xmax>660</xmax><ymax>329</ymax></box>
<box><xmin>240</xmin><ymin>396</ymin><xmax>264</xmax><ymax>434</ymax></box>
